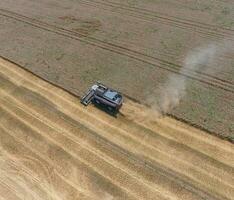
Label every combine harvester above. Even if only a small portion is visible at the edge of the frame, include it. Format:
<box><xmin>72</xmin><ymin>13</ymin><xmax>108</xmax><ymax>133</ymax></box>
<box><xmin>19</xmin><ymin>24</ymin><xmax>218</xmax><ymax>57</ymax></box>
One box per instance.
<box><xmin>81</xmin><ymin>82</ymin><xmax>123</xmax><ymax>112</ymax></box>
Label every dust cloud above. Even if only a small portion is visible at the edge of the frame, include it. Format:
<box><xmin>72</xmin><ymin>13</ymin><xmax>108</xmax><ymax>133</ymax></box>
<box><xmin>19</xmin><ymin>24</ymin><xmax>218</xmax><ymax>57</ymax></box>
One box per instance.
<box><xmin>121</xmin><ymin>99</ymin><xmax>161</xmax><ymax>124</ymax></box>
<box><xmin>146</xmin><ymin>40</ymin><xmax>233</xmax><ymax>115</ymax></box>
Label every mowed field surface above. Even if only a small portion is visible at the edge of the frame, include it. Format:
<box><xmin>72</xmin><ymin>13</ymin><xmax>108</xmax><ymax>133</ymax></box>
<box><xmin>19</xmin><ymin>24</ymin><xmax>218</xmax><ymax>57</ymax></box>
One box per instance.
<box><xmin>0</xmin><ymin>0</ymin><xmax>233</xmax><ymax>139</ymax></box>
<box><xmin>0</xmin><ymin>58</ymin><xmax>234</xmax><ymax>199</ymax></box>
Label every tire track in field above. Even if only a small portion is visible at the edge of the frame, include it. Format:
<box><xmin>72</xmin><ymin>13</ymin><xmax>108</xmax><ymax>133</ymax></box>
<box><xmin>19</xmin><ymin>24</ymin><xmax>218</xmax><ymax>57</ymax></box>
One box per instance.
<box><xmin>0</xmin><ymin>170</ymin><xmax>45</xmax><ymax>200</ymax></box>
<box><xmin>0</xmin><ymin>58</ymin><xmax>234</xmax><ymax>200</ymax></box>
<box><xmin>0</xmin><ymin>126</ymin><xmax>116</xmax><ymax>200</ymax></box>
<box><xmin>78</xmin><ymin>0</ymin><xmax>234</xmax><ymax>39</ymax></box>
<box><xmin>0</xmin><ymin>180</ymin><xmax>23</xmax><ymax>200</ymax></box>
<box><xmin>79</xmin><ymin>1</ymin><xmax>225</xmax><ymax>40</ymax></box>
<box><xmin>0</xmin><ymin>10</ymin><xmax>234</xmax><ymax>94</ymax></box>
<box><xmin>0</xmin><ymin>153</ymin><xmax>61</xmax><ymax>200</ymax></box>
<box><xmin>0</xmin><ymin>115</ymin><xmax>100</xmax><ymax>198</ymax></box>
<box><xmin>0</xmin><ymin>131</ymin><xmax>95</xmax><ymax>200</ymax></box>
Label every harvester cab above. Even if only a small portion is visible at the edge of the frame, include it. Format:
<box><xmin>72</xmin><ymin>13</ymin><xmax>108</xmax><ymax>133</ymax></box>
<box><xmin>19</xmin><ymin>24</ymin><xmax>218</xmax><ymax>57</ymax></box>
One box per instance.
<box><xmin>81</xmin><ymin>82</ymin><xmax>123</xmax><ymax>112</ymax></box>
